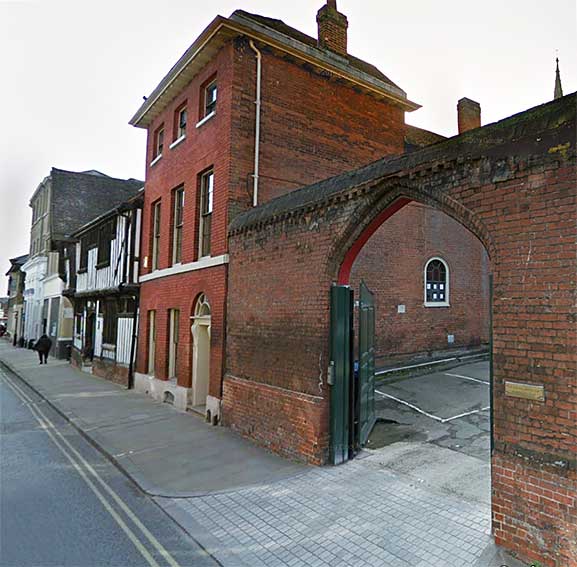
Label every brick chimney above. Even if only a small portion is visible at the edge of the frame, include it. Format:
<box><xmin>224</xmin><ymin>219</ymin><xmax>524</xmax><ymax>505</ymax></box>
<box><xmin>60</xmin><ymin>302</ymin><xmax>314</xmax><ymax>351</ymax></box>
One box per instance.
<box><xmin>317</xmin><ymin>0</ymin><xmax>348</xmax><ymax>56</ymax></box>
<box><xmin>457</xmin><ymin>98</ymin><xmax>481</xmax><ymax>134</ymax></box>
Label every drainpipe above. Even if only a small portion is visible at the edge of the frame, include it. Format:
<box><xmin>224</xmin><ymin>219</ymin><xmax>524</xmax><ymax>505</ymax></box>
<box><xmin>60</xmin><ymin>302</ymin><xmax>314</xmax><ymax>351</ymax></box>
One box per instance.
<box><xmin>248</xmin><ymin>40</ymin><xmax>262</xmax><ymax>207</ymax></box>
<box><xmin>127</xmin><ymin>293</ymin><xmax>138</xmax><ymax>390</ymax></box>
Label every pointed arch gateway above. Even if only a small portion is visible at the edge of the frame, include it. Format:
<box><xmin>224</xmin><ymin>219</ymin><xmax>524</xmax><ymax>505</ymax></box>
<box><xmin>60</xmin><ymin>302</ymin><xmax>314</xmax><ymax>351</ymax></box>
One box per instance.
<box><xmin>190</xmin><ymin>293</ymin><xmax>211</xmax><ymax>414</ymax></box>
<box><xmin>225</xmin><ymin>94</ymin><xmax>576</xmax><ymax>566</ymax></box>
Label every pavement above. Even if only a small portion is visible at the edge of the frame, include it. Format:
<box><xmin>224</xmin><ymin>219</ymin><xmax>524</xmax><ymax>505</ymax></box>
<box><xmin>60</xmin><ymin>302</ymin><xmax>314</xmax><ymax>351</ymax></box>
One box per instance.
<box><xmin>0</xmin><ymin>341</ymin><xmax>528</xmax><ymax>567</ymax></box>
<box><xmin>0</xmin><ymin>341</ymin><xmax>306</xmax><ymax>497</ymax></box>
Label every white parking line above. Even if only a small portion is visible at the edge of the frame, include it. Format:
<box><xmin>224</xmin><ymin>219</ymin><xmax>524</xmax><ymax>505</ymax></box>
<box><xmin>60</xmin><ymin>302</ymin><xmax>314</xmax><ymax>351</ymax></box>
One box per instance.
<box><xmin>443</xmin><ymin>406</ymin><xmax>491</xmax><ymax>422</ymax></box>
<box><xmin>375</xmin><ymin>390</ymin><xmax>445</xmax><ymax>422</ymax></box>
<box><xmin>375</xmin><ymin>389</ymin><xmax>490</xmax><ymax>424</ymax></box>
<box><xmin>445</xmin><ymin>372</ymin><xmax>490</xmax><ymax>385</ymax></box>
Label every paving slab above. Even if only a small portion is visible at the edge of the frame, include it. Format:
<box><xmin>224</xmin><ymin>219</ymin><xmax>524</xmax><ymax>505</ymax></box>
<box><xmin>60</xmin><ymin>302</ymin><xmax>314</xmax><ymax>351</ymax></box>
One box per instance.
<box><xmin>0</xmin><ymin>341</ymin><xmax>307</xmax><ymax>497</ymax></box>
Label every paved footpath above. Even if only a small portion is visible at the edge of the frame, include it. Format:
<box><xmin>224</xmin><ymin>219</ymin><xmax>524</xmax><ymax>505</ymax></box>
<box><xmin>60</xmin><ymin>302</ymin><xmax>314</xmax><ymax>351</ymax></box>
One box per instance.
<box><xmin>0</xmin><ymin>341</ymin><xmax>526</xmax><ymax>567</ymax></box>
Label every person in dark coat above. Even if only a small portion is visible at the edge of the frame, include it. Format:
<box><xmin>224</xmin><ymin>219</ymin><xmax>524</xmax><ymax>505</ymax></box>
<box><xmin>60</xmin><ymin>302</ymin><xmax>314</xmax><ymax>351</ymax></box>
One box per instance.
<box><xmin>34</xmin><ymin>334</ymin><xmax>52</xmax><ymax>364</ymax></box>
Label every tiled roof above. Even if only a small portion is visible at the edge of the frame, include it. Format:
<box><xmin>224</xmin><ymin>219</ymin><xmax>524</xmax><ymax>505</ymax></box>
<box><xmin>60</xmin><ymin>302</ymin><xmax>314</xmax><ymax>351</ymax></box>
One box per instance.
<box><xmin>233</xmin><ymin>10</ymin><xmax>402</xmax><ymax>92</ymax></box>
<box><xmin>404</xmin><ymin>124</ymin><xmax>446</xmax><ymax>153</ymax></box>
<box><xmin>50</xmin><ymin>169</ymin><xmax>143</xmax><ymax>240</ymax></box>
<box><xmin>9</xmin><ymin>254</ymin><xmax>29</xmax><ymax>266</ymax></box>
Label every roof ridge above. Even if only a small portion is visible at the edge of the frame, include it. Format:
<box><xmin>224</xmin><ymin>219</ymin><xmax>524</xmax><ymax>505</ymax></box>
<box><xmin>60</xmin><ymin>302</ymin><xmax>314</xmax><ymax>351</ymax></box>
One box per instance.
<box><xmin>50</xmin><ymin>167</ymin><xmax>143</xmax><ymax>185</ymax></box>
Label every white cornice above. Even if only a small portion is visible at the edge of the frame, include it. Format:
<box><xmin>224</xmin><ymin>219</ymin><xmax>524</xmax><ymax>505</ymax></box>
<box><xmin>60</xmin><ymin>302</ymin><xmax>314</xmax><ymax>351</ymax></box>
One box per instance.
<box><xmin>140</xmin><ymin>254</ymin><xmax>229</xmax><ymax>282</ymax></box>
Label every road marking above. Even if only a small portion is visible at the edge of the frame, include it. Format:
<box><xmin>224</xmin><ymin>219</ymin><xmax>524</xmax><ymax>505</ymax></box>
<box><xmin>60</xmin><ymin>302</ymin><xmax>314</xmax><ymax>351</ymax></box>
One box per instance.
<box><xmin>375</xmin><ymin>389</ymin><xmax>490</xmax><ymax>424</ymax></box>
<box><xmin>443</xmin><ymin>406</ymin><xmax>491</xmax><ymax>422</ymax></box>
<box><xmin>375</xmin><ymin>390</ymin><xmax>445</xmax><ymax>422</ymax></box>
<box><xmin>376</xmin><ymin>357</ymin><xmax>456</xmax><ymax>376</ymax></box>
<box><xmin>0</xmin><ymin>371</ymin><xmax>181</xmax><ymax>567</ymax></box>
<box><xmin>375</xmin><ymin>353</ymin><xmax>488</xmax><ymax>376</ymax></box>
<box><xmin>445</xmin><ymin>372</ymin><xmax>490</xmax><ymax>385</ymax></box>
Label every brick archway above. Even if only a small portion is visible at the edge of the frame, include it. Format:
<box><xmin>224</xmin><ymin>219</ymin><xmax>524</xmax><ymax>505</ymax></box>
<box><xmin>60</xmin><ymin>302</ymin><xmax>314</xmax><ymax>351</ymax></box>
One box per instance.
<box><xmin>331</xmin><ymin>183</ymin><xmax>496</xmax><ymax>286</ymax></box>
<box><xmin>225</xmin><ymin>94</ymin><xmax>576</xmax><ymax>565</ymax></box>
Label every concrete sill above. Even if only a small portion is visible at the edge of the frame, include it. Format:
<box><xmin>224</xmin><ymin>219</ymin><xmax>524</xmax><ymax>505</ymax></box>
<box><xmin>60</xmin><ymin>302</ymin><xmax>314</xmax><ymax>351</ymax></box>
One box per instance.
<box><xmin>150</xmin><ymin>154</ymin><xmax>163</xmax><ymax>167</ymax></box>
<box><xmin>196</xmin><ymin>111</ymin><xmax>216</xmax><ymax>129</ymax></box>
<box><xmin>169</xmin><ymin>135</ymin><xmax>186</xmax><ymax>149</ymax></box>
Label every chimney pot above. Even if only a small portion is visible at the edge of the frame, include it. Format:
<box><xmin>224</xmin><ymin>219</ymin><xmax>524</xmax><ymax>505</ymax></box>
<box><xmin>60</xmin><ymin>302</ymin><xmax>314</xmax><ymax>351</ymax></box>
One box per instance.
<box><xmin>457</xmin><ymin>97</ymin><xmax>481</xmax><ymax>134</ymax></box>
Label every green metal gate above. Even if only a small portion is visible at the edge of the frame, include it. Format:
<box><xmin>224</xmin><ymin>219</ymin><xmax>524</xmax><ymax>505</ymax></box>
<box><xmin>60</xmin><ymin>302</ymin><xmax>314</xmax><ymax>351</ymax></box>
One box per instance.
<box><xmin>329</xmin><ymin>285</ymin><xmax>354</xmax><ymax>465</ymax></box>
<box><xmin>329</xmin><ymin>281</ymin><xmax>376</xmax><ymax>464</ymax></box>
<box><xmin>357</xmin><ymin>281</ymin><xmax>376</xmax><ymax>447</ymax></box>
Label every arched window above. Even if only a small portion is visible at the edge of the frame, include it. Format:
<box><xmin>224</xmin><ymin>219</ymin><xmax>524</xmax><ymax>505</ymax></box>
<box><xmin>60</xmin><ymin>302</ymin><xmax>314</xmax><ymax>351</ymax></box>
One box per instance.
<box><xmin>424</xmin><ymin>258</ymin><xmax>449</xmax><ymax>306</ymax></box>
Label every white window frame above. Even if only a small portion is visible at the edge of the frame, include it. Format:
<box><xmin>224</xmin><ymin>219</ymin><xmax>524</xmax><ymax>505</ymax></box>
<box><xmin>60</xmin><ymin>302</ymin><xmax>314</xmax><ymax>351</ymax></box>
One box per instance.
<box><xmin>147</xmin><ymin>310</ymin><xmax>156</xmax><ymax>376</ymax></box>
<box><xmin>198</xmin><ymin>170</ymin><xmax>213</xmax><ymax>259</ymax></box>
<box><xmin>154</xmin><ymin>126</ymin><xmax>164</xmax><ymax>159</ymax></box>
<box><xmin>203</xmin><ymin>81</ymin><xmax>217</xmax><ymax>117</ymax></box>
<box><xmin>424</xmin><ymin>256</ymin><xmax>450</xmax><ymax>308</ymax></box>
<box><xmin>177</xmin><ymin>106</ymin><xmax>187</xmax><ymax>139</ymax></box>
<box><xmin>168</xmin><ymin>309</ymin><xmax>179</xmax><ymax>380</ymax></box>
<box><xmin>151</xmin><ymin>201</ymin><xmax>161</xmax><ymax>271</ymax></box>
<box><xmin>172</xmin><ymin>187</ymin><xmax>184</xmax><ymax>265</ymax></box>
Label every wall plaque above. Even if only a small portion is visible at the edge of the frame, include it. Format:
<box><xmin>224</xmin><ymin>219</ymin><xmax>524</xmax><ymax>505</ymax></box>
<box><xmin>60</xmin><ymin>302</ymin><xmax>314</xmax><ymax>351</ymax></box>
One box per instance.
<box><xmin>505</xmin><ymin>381</ymin><xmax>545</xmax><ymax>402</ymax></box>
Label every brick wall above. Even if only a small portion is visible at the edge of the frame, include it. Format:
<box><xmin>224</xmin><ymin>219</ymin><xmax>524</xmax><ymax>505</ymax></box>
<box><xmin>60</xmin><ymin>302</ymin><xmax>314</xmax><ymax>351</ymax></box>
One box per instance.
<box><xmin>92</xmin><ymin>358</ymin><xmax>129</xmax><ymax>387</ymax></box>
<box><xmin>350</xmin><ymin>202</ymin><xmax>490</xmax><ymax>360</ymax></box>
<box><xmin>140</xmin><ymin>44</ymin><xmax>234</xmax><ymax>276</ymax></box>
<box><xmin>135</xmin><ymin>266</ymin><xmax>226</xmax><ymax>398</ymax></box>
<box><xmin>227</xmin><ymin>38</ymin><xmax>405</xmax><ymax>220</ymax></box>
<box><xmin>222</xmin><ymin>375</ymin><xmax>328</xmax><ymax>464</ymax></box>
<box><xmin>493</xmin><ymin>453</ymin><xmax>576</xmax><ymax>567</ymax></box>
<box><xmin>71</xmin><ymin>347</ymin><xmax>130</xmax><ymax>387</ymax></box>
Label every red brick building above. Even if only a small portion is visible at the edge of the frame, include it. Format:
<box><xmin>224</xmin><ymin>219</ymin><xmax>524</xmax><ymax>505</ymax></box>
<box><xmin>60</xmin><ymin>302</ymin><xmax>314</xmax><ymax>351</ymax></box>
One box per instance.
<box><xmin>130</xmin><ymin>1</ymin><xmax>487</xmax><ymax>419</ymax></box>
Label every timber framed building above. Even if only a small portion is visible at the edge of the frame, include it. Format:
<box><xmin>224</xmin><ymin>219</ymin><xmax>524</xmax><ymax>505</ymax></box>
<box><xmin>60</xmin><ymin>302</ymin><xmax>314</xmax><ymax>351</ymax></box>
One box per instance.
<box><xmin>64</xmin><ymin>190</ymin><xmax>143</xmax><ymax>386</ymax></box>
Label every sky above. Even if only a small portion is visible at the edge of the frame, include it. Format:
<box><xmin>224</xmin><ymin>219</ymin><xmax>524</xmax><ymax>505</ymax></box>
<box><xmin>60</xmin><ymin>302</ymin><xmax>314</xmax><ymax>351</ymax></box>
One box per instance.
<box><xmin>0</xmin><ymin>0</ymin><xmax>575</xmax><ymax>282</ymax></box>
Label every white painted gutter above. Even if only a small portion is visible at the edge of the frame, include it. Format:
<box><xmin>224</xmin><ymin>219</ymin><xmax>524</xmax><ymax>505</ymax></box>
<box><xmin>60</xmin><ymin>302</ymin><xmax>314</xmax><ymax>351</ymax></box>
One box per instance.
<box><xmin>248</xmin><ymin>40</ymin><xmax>262</xmax><ymax>207</ymax></box>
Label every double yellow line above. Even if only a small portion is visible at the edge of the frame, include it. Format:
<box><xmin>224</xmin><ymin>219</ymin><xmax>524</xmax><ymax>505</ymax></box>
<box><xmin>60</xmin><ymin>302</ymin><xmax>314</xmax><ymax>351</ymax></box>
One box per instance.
<box><xmin>0</xmin><ymin>370</ymin><xmax>181</xmax><ymax>567</ymax></box>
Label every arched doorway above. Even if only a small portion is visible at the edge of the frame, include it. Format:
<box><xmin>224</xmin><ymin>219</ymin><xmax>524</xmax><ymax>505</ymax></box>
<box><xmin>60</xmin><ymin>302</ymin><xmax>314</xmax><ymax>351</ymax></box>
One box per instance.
<box><xmin>330</xmin><ymin>198</ymin><xmax>492</xmax><ymax>470</ymax></box>
<box><xmin>190</xmin><ymin>293</ymin><xmax>211</xmax><ymax>415</ymax></box>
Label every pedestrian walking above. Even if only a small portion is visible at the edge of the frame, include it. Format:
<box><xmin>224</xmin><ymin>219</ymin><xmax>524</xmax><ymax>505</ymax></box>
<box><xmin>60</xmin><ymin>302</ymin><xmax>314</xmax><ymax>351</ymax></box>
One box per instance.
<box><xmin>34</xmin><ymin>334</ymin><xmax>52</xmax><ymax>364</ymax></box>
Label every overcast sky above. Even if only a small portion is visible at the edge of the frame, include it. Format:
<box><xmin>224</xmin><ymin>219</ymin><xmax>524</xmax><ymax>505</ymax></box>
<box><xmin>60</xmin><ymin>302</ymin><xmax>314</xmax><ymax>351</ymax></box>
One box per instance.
<box><xmin>1</xmin><ymin>0</ymin><xmax>575</xmax><ymax>281</ymax></box>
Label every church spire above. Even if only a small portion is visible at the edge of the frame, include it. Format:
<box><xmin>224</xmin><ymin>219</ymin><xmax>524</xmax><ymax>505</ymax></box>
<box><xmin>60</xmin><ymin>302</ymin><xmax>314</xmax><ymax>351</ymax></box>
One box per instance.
<box><xmin>554</xmin><ymin>57</ymin><xmax>564</xmax><ymax>100</ymax></box>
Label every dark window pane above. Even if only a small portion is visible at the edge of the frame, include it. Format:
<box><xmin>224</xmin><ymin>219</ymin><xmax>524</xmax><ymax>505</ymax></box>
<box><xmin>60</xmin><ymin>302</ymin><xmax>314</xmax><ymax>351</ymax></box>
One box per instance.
<box><xmin>205</xmin><ymin>83</ymin><xmax>217</xmax><ymax>116</ymax></box>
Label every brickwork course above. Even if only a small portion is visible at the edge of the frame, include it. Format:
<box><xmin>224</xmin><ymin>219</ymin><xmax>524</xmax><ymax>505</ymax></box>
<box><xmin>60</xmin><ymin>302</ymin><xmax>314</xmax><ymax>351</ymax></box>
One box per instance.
<box><xmin>227</xmin><ymin>92</ymin><xmax>577</xmax><ymax>565</ymax></box>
